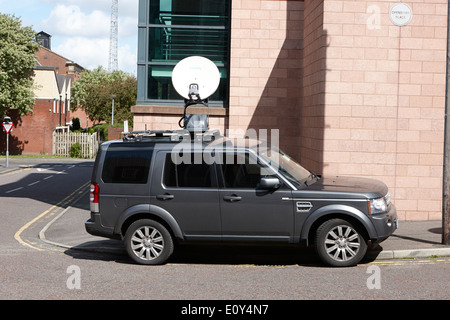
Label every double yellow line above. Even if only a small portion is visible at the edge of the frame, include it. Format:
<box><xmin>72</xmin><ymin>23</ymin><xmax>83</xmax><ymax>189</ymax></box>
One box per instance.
<box><xmin>14</xmin><ymin>181</ymin><xmax>90</xmax><ymax>251</ymax></box>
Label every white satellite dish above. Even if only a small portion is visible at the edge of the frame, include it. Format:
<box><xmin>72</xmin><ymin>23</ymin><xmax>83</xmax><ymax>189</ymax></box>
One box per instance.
<box><xmin>172</xmin><ymin>56</ymin><xmax>220</xmax><ymax>101</ymax></box>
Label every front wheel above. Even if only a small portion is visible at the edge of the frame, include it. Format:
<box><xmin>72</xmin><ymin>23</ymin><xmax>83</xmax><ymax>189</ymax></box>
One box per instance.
<box><xmin>315</xmin><ymin>218</ymin><xmax>368</xmax><ymax>267</ymax></box>
<box><xmin>124</xmin><ymin>219</ymin><xmax>174</xmax><ymax>265</ymax></box>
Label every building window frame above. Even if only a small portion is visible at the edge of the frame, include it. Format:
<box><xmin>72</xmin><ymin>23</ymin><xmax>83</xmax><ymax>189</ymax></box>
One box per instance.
<box><xmin>137</xmin><ymin>0</ymin><xmax>231</xmax><ymax>108</ymax></box>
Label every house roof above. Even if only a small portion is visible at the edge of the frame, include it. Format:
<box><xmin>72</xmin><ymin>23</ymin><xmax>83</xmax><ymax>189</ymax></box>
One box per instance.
<box><xmin>37</xmin><ymin>31</ymin><xmax>52</xmax><ymax>38</ymax></box>
<box><xmin>35</xmin><ymin>46</ymin><xmax>85</xmax><ymax>72</ymax></box>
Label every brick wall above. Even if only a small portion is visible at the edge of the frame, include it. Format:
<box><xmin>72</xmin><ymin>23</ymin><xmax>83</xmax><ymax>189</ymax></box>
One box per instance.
<box><xmin>4</xmin><ymin>99</ymin><xmax>60</xmax><ymax>155</ymax></box>
<box><xmin>229</xmin><ymin>0</ymin><xmax>304</xmax><ymax>159</ymax></box>
<box><xmin>35</xmin><ymin>47</ymin><xmax>69</xmax><ymax>76</ymax></box>
<box><xmin>302</xmin><ymin>0</ymin><xmax>448</xmax><ymax>220</ymax></box>
<box><xmin>35</xmin><ymin>47</ymin><xmax>91</xmax><ymax>129</ymax></box>
<box><xmin>132</xmin><ymin>105</ymin><xmax>228</xmax><ymax>132</ymax></box>
<box><xmin>301</xmin><ymin>0</ymin><xmax>326</xmax><ymax>173</ymax></box>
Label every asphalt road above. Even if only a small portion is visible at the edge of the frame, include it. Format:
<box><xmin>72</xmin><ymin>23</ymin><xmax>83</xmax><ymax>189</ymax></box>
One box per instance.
<box><xmin>0</xmin><ymin>159</ymin><xmax>449</xmax><ymax>303</ymax></box>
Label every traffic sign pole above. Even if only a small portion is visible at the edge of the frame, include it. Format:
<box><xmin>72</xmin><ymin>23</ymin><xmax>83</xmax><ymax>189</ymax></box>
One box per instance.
<box><xmin>5</xmin><ymin>131</ymin><xmax>9</xmax><ymax>168</ymax></box>
<box><xmin>2</xmin><ymin>122</ymin><xmax>13</xmax><ymax>168</ymax></box>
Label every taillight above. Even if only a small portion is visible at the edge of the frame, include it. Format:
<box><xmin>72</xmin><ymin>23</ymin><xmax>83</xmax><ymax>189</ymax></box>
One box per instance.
<box><xmin>90</xmin><ymin>183</ymin><xmax>99</xmax><ymax>212</ymax></box>
<box><xmin>90</xmin><ymin>183</ymin><xmax>99</xmax><ymax>203</ymax></box>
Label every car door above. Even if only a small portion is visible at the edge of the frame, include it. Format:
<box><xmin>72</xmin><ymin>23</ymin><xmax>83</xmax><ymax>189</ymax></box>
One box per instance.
<box><xmin>217</xmin><ymin>151</ymin><xmax>295</xmax><ymax>242</ymax></box>
<box><xmin>150</xmin><ymin>150</ymin><xmax>221</xmax><ymax>240</ymax></box>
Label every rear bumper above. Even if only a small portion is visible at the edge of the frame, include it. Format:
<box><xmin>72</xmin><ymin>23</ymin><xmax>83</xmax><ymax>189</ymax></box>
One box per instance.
<box><xmin>85</xmin><ymin>212</ymin><xmax>118</xmax><ymax>239</ymax></box>
<box><xmin>369</xmin><ymin>204</ymin><xmax>398</xmax><ymax>243</ymax></box>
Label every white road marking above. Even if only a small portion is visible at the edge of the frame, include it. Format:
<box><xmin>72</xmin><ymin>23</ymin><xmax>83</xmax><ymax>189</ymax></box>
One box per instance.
<box><xmin>5</xmin><ymin>187</ymin><xmax>24</xmax><ymax>194</ymax></box>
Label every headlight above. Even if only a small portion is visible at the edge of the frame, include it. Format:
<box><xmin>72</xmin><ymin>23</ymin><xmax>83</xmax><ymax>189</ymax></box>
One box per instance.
<box><xmin>369</xmin><ymin>193</ymin><xmax>390</xmax><ymax>214</ymax></box>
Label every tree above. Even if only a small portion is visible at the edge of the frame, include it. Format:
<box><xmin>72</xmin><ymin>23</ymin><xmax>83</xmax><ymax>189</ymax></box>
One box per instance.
<box><xmin>70</xmin><ymin>67</ymin><xmax>136</xmax><ymax>126</ymax></box>
<box><xmin>0</xmin><ymin>14</ymin><xmax>39</xmax><ymax>117</ymax></box>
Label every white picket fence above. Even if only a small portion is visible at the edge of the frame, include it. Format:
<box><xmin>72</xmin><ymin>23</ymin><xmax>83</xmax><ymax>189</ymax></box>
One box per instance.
<box><xmin>52</xmin><ymin>131</ymin><xmax>99</xmax><ymax>159</ymax></box>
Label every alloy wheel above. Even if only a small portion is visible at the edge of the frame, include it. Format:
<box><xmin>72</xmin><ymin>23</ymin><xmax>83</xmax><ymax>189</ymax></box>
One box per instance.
<box><xmin>130</xmin><ymin>226</ymin><xmax>165</xmax><ymax>261</ymax></box>
<box><xmin>323</xmin><ymin>224</ymin><xmax>361</xmax><ymax>262</ymax></box>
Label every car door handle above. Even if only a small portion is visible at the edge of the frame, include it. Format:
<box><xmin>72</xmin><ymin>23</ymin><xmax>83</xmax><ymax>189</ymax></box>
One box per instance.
<box><xmin>157</xmin><ymin>194</ymin><xmax>174</xmax><ymax>201</ymax></box>
<box><xmin>223</xmin><ymin>195</ymin><xmax>242</xmax><ymax>202</ymax></box>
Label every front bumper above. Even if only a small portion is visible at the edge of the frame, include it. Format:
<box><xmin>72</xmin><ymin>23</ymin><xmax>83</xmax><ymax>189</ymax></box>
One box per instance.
<box><xmin>369</xmin><ymin>204</ymin><xmax>398</xmax><ymax>243</ymax></box>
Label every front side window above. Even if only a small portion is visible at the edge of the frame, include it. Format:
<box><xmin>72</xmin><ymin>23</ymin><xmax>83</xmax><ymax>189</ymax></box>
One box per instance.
<box><xmin>260</xmin><ymin>149</ymin><xmax>315</xmax><ymax>188</ymax></box>
<box><xmin>219</xmin><ymin>153</ymin><xmax>270</xmax><ymax>189</ymax></box>
<box><xmin>137</xmin><ymin>0</ymin><xmax>231</xmax><ymax>106</ymax></box>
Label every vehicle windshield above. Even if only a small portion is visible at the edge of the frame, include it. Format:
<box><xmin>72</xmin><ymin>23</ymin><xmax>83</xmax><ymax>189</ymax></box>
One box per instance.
<box><xmin>260</xmin><ymin>148</ymin><xmax>317</xmax><ymax>188</ymax></box>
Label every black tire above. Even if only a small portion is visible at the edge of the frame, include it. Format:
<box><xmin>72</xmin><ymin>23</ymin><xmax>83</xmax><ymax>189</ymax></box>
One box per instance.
<box><xmin>124</xmin><ymin>219</ymin><xmax>174</xmax><ymax>265</ymax></box>
<box><xmin>315</xmin><ymin>218</ymin><xmax>367</xmax><ymax>267</ymax></box>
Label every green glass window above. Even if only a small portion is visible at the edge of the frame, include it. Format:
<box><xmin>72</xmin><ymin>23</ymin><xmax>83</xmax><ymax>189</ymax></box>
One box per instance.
<box><xmin>149</xmin><ymin>0</ymin><xmax>229</xmax><ymax>26</ymax></box>
<box><xmin>137</xmin><ymin>0</ymin><xmax>231</xmax><ymax>106</ymax></box>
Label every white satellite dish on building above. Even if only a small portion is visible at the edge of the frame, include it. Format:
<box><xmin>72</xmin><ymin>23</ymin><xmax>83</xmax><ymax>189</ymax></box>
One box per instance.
<box><xmin>172</xmin><ymin>56</ymin><xmax>221</xmax><ymax>132</ymax></box>
<box><xmin>172</xmin><ymin>56</ymin><xmax>220</xmax><ymax>102</ymax></box>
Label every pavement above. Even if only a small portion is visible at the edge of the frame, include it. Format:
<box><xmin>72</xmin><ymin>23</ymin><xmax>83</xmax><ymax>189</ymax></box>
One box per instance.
<box><xmin>0</xmin><ymin>156</ymin><xmax>91</xmax><ymax>174</ymax></box>
<box><xmin>2</xmin><ymin>157</ymin><xmax>450</xmax><ymax>262</ymax></box>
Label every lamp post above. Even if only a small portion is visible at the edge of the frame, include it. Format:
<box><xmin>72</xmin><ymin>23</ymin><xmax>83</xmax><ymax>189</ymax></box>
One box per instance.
<box><xmin>111</xmin><ymin>94</ymin><xmax>116</xmax><ymax>125</ymax></box>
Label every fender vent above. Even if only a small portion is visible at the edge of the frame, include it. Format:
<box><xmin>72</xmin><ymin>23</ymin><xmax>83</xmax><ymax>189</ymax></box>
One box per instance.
<box><xmin>296</xmin><ymin>202</ymin><xmax>313</xmax><ymax>212</ymax></box>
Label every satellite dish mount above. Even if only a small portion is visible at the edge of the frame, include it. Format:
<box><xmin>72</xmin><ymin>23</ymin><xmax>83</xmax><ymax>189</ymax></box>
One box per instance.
<box><xmin>188</xmin><ymin>83</ymin><xmax>201</xmax><ymax>103</ymax></box>
<box><xmin>172</xmin><ymin>56</ymin><xmax>220</xmax><ymax>133</ymax></box>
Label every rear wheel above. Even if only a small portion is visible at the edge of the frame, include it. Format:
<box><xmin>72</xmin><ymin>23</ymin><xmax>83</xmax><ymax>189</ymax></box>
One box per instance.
<box><xmin>124</xmin><ymin>219</ymin><xmax>174</xmax><ymax>265</ymax></box>
<box><xmin>315</xmin><ymin>218</ymin><xmax>367</xmax><ymax>267</ymax></box>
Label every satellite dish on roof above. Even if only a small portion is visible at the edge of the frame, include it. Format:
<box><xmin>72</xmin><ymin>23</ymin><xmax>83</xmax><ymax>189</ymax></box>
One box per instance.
<box><xmin>172</xmin><ymin>56</ymin><xmax>220</xmax><ymax>101</ymax></box>
<box><xmin>172</xmin><ymin>56</ymin><xmax>221</xmax><ymax>133</ymax></box>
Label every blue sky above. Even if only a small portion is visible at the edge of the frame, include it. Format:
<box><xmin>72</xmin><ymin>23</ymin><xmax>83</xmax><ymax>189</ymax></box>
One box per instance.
<box><xmin>0</xmin><ymin>0</ymin><xmax>138</xmax><ymax>75</ymax></box>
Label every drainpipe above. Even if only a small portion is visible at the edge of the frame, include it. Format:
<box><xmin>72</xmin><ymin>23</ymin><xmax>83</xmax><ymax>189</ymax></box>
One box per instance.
<box><xmin>59</xmin><ymin>95</ymin><xmax>62</xmax><ymax>127</ymax></box>
<box><xmin>442</xmin><ymin>0</ymin><xmax>450</xmax><ymax>245</ymax></box>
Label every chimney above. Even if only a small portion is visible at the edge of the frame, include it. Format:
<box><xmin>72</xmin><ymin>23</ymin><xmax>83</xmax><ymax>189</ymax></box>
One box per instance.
<box><xmin>36</xmin><ymin>31</ymin><xmax>52</xmax><ymax>50</ymax></box>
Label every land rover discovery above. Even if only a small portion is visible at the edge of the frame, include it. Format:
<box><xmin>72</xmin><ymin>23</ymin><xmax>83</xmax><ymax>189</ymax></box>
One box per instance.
<box><xmin>85</xmin><ymin>129</ymin><xmax>397</xmax><ymax>267</ymax></box>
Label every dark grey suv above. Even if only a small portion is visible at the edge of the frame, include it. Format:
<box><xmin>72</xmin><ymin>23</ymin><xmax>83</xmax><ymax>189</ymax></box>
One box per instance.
<box><xmin>85</xmin><ymin>129</ymin><xmax>397</xmax><ymax>267</ymax></box>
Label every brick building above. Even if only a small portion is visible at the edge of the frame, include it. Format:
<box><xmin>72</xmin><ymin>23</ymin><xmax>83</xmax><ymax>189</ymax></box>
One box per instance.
<box><xmin>5</xmin><ymin>32</ymin><xmax>88</xmax><ymax>155</ymax></box>
<box><xmin>8</xmin><ymin>65</ymin><xmax>72</xmax><ymax>155</ymax></box>
<box><xmin>132</xmin><ymin>0</ymin><xmax>448</xmax><ymax>221</ymax></box>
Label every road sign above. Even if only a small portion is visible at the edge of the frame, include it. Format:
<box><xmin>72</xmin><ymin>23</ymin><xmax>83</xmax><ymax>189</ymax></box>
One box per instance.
<box><xmin>2</xmin><ymin>122</ymin><xmax>12</xmax><ymax>168</ymax></box>
<box><xmin>2</xmin><ymin>123</ymin><xmax>13</xmax><ymax>134</ymax></box>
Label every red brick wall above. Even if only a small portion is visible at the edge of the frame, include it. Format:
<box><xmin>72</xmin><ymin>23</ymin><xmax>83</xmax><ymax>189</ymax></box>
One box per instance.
<box><xmin>4</xmin><ymin>99</ymin><xmax>61</xmax><ymax>155</ymax></box>
<box><xmin>35</xmin><ymin>47</ymin><xmax>81</xmax><ymax>80</ymax></box>
<box><xmin>35</xmin><ymin>47</ymin><xmax>92</xmax><ymax>128</ymax></box>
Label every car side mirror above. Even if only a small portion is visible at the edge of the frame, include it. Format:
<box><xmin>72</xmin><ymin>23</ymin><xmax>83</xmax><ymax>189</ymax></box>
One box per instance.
<box><xmin>260</xmin><ymin>177</ymin><xmax>281</xmax><ymax>190</ymax></box>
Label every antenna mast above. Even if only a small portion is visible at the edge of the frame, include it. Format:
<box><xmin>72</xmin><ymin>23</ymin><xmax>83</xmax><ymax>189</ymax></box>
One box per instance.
<box><xmin>108</xmin><ymin>0</ymin><xmax>119</xmax><ymax>71</ymax></box>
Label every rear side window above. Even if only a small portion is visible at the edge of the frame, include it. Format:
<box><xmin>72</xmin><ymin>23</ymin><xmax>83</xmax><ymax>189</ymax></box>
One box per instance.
<box><xmin>163</xmin><ymin>153</ymin><xmax>214</xmax><ymax>188</ymax></box>
<box><xmin>102</xmin><ymin>144</ymin><xmax>153</xmax><ymax>184</ymax></box>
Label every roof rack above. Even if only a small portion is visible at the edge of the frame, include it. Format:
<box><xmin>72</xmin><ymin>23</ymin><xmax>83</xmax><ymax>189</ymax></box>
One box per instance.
<box><xmin>122</xmin><ymin>129</ymin><xmax>222</xmax><ymax>143</ymax></box>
